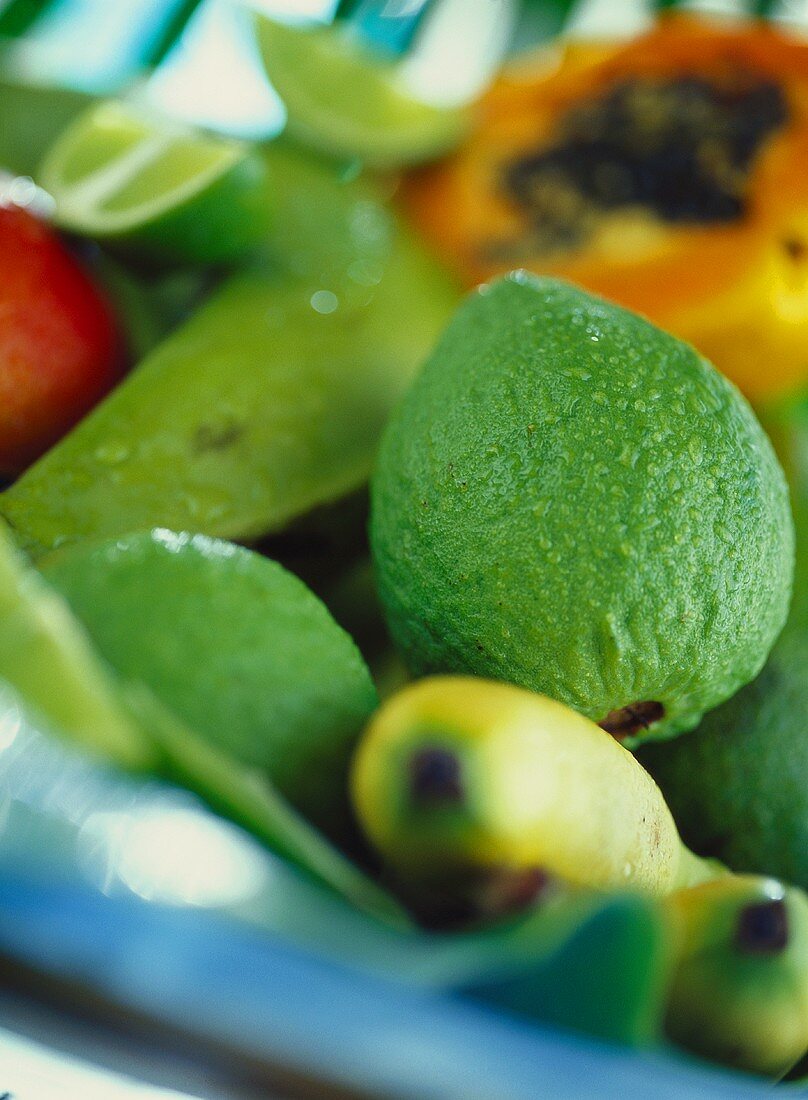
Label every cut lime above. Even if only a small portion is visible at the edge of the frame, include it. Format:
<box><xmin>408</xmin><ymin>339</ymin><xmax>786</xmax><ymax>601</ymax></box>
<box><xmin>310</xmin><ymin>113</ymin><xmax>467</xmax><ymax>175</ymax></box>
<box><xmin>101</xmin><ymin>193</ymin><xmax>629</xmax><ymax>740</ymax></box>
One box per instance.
<box><xmin>39</xmin><ymin>99</ymin><xmax>272</xmax><ymax>263</ymax></box>
<box><xmin>253</xmin><ymin>16</ymin><xmax>468</xmax><ymax>168</ymax></box>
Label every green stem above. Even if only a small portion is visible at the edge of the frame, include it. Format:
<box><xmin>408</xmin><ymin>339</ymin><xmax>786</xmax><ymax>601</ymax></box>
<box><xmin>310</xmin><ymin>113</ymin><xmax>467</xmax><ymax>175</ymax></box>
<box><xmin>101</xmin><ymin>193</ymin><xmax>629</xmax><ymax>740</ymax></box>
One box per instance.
<box><xmin>675</xmin><ymin>845</ymin><xmax>729</xmax><ymax>890</ymax></box>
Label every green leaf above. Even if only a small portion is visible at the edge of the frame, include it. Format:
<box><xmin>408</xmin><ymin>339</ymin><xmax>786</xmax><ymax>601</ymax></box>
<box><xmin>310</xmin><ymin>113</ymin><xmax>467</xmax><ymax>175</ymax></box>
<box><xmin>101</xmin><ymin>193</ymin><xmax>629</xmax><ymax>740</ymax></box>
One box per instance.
<box><xmin>464</xmin><ymin>894</ymin><xmax>672</xmax><ymax>1046</ymax></box>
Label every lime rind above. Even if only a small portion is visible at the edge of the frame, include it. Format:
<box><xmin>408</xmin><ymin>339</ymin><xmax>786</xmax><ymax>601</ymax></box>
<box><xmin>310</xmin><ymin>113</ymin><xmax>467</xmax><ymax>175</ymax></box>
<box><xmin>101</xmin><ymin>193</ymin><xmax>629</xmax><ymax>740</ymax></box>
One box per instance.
<box><xmin>253</xmin><ymin>15</ymin><xmax>469</xmax><ymax>168</ymax></box>
<box><xmin>39</xmin><ymin>100</ymin><xmax>271</xmax><ymax>262</ymax></box>
<box><xmin>0</xmin><ymin>519</ymin><xmax>152</xmax><ymax>770</ymax></box>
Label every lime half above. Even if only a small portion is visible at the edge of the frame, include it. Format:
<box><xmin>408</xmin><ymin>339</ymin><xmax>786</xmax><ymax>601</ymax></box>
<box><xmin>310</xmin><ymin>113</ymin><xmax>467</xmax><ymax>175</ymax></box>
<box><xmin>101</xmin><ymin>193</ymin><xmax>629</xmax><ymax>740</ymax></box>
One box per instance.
<box><xmin>254</xmin><ymin>16</ymin><xmax>469</xmax><ymax>168</ymax></box>
<box><xmin>39</xmin><ymin>100</ymin><xmax>272</xmax><ymax>263</ymax></box>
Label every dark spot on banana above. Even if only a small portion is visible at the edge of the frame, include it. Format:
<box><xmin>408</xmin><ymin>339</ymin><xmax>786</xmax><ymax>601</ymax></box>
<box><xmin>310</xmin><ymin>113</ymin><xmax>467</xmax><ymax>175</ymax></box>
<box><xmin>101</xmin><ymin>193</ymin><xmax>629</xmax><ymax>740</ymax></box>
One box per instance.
<box><xmin>735</xmin><ymin>897</ymin><xmax>789</xmax><ymax>955</ymax></box>
<box><xmin>408</xmin><ymin>746</ymin><xmax>464</xmax><ymax>806</ymax></box>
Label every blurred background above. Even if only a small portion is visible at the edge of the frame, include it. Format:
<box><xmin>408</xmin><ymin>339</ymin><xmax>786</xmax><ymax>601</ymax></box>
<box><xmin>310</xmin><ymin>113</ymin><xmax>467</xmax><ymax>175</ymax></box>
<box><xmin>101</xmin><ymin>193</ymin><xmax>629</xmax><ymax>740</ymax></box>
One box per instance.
<box><xmin>2</xmin><ymin>0</ymin><xmax>808</xmax><ymax>140</ymax></box>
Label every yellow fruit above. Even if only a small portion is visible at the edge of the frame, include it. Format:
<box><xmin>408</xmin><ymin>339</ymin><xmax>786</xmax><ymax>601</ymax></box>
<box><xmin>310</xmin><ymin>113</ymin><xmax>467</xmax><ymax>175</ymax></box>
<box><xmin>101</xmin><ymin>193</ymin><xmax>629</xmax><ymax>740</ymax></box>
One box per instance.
<box><xmin>351</xmin><ymin>676</ymin><xmax>716</xmax><ymax>911</ymax></box>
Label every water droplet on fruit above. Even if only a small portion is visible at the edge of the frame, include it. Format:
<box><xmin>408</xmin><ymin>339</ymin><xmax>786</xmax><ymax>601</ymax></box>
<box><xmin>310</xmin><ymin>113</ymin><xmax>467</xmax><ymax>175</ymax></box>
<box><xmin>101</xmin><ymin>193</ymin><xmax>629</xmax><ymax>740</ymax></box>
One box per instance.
<box><xmin>310</xmin><ymin>290</ymin><xmax>339</xmax><ymax>315</ymax></box>
<box><xmin>94</xmin><ymin>443</ymin><xmax>130</xmax><ymax>466</ymax></box>
<box><xmin>347</xmin><ymin>259</ymin><xmax>382</xmax><ymax>287</ymax></box>
<box><xmin>688</xmin><ymin>438</ymin><xmax>704</xmax><ymax>466</ymax></box>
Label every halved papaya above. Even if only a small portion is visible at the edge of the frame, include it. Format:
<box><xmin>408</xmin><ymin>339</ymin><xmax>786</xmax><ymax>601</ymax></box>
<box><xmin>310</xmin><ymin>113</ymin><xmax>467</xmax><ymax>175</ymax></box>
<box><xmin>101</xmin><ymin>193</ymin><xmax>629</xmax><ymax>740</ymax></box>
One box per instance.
<box><xmin>403</xmin><ymin>16</ymin><xmax>808</xmax><ymax>402</ymax></box>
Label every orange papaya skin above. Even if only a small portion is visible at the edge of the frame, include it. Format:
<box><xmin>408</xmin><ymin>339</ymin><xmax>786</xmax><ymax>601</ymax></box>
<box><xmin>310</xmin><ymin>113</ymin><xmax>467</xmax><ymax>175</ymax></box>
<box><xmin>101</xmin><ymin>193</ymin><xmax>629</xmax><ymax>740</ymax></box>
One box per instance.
<box><xmin>402</xmin><ymin>16</ymin><xmax>808</xmax><ymax>403</ymax></box>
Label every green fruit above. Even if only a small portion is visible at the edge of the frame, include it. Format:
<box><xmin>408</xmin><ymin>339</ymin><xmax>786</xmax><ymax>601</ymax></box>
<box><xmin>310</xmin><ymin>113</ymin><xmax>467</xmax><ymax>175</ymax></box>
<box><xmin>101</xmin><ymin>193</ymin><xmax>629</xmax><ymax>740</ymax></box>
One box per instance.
<box><xmin>41</xmin><ymin>529</ymin><xmax>377</xmax><ymax>841</ymax></box>
<box><xmin>253</xmin><ymin>16</ymin><xmax>468</xmax><ymax>169</ymax></box>
<box><xmin>351</xmin><ymin>676</ymin><xmax>718</xmax><ymax>921</ymax></box>
<box><xmin>0</xmin><ymin>518</ymin><xmax>150</xmax><ymax>768</ymax></box>
<box><xmin>639</xmin><ymin>396</ymin><xmax>808</xmax><ymax>887</ymax></box>
<box><xmin>39</xmin><ymin>99</ymin><xmax>272</xmax><ymax>264</ymax></box>
<box><xmin>664</xmin><ymin>876</ymin><xmax>808</xmax><ymax>1077</ymax></box>
<box><xmin>1</xmin><ymin>141</ymin><xmax>458</xmax><ymax>554</ymax></box>
<box><xmin>371</xmin><ymin>273</ymin><xmax>793</xmax><ymax>743</ymax></box>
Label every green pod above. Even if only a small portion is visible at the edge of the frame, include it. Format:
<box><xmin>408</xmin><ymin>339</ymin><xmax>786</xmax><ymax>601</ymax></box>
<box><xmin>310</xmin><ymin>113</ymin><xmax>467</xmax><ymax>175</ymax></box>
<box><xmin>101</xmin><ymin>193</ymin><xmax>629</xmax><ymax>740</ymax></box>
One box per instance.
<box><xmin>39</xmin><ymin>528</ymin><xmax>378</xmax><ymax>844</ymax></box>
<box><xmin>0</xmin><ymin>141</ymin><xmax>459</xmax><ymax>554</ymax></box>
<box><xmin>664</xmin><ymin>876</ymin><xmax>808</xmax><ymax>1077</ymax></box>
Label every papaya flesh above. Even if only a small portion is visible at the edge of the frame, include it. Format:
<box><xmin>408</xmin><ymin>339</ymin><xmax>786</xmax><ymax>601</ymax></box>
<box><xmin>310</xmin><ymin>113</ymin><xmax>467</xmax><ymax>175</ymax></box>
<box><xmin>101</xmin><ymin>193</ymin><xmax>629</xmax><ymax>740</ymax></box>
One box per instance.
<box><xmin>403</xmin><ymin>15</ymin><xmax>808</xmax><ymax>403</ymax></box>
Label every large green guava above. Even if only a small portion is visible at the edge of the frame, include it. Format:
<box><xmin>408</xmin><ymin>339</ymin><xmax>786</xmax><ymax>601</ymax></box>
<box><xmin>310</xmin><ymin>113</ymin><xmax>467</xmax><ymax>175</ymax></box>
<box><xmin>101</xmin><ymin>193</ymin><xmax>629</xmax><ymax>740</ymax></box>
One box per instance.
<box><xmin>370</xmin><ymin>274</ymin><xmax>794</xmax><ymax>744</ymax></box>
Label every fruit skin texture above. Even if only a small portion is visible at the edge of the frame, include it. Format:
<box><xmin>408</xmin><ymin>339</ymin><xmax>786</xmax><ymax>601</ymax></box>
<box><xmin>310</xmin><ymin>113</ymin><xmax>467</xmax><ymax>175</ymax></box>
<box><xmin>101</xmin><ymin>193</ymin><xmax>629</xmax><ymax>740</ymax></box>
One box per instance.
<box><xmin>0</xmin><ymin>203</ymin><xmax>121</xmax><ymax>477</ymax></box>
<box><xmin>40</xmin><ymin>528</ymin><xmax>378</xmax><ymax>842</ymax></box>
<box><xmin>351</xmin><ymin>676</ymin><xmax>713</xmax><ymax>901</ymax></box>
<box><xmin>403</xmin><ymin>15</ymin><xmax>808</xmax><ymax>403</ymax></box>
<box><xmin>371</xmin><ymin>274</ymin><xmax>794</xmax><ymax>743</ymax></box>
<box><xmin>639</xmin><ymin>397</ymin><xmax>808</xmax><ymax>887</ymax></box>
<box><xmin>664</xmin><ymin>876</ymin><xmax>808</xmax><ymax>1077</ymax></box>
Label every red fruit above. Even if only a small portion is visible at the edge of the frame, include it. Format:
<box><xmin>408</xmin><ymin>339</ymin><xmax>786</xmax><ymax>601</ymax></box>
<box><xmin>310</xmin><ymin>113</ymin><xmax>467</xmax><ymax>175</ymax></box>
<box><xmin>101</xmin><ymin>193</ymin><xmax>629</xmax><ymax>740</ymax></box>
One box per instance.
<box><xmin>0</xmin><ymin>201</ymin><xmax>122</xmax><ymax>478</ymax></box>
